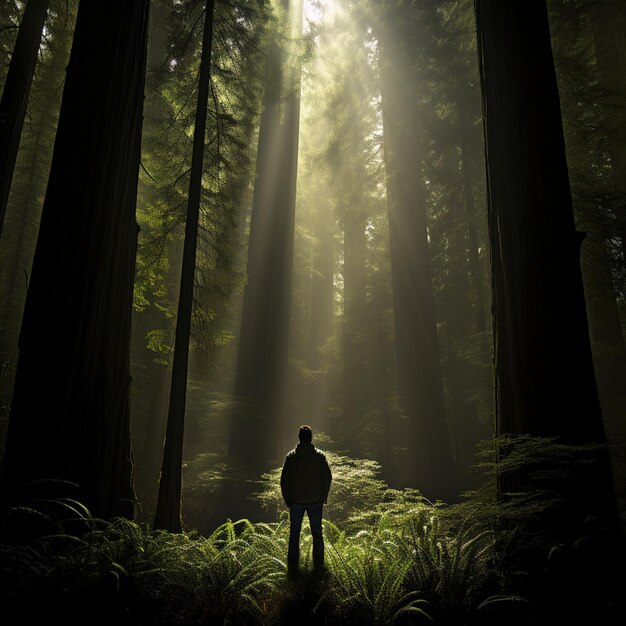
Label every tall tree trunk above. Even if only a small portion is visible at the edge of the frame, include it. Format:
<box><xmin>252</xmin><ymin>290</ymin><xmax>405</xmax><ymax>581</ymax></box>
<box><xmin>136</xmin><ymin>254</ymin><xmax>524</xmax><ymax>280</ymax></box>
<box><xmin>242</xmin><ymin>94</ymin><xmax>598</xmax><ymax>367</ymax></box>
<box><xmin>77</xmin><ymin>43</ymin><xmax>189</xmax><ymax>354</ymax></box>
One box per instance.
<box><xmin>378</xmin><ymin>17</ymin><xmax>457</xmax><ymax>503</ymax></box>
<box><xmin>0</xmin><ymin>0</ymin><xmax>49</xmax><ymax>238</ymax></box>
<box><xmin>442</xmin><ymin>153</ymin><xmax>473</xmax><ymax>473</ymax></box>
<box><xmin>341</xmin><ymin>204</ymin><xmax>368</xmax><ymax>456</ymax></box>
<box><xmin>459</xmin><ymin>134</ymin><xmax>487</xmax><ymax>334</ymax></box>
<box><xmin>581</xmin><ymin>233</ymin><xmax>626</xmax><ymax>350</ymax></box>
<box><xmin>8</xmin><ymin>121</ymin><xmax>43</xmax><ymax>295</ymax></box>
<box><xmin>153</xmin><ymin>0</ymin><xmax>216</xmax><ymax>533</ymax></box>
<box><xmin>229</xmin><ymin>0</ymin><xmax>303</xmax><ymax>471</ymax></box>
<box><xmin>474</xmin><ymin>0</ymin><xmax>619</xmax><ymax>531</ymax></box>
<box><xmin>592</xmin><ymin>0</ymin><xmax>626</xmax><ymax>284</ymax></box>
<box><xmin>549</xmin><ymin>0</ymin><xmax>626</xmax><ymax>527</ymax></box>
<box><xmin>372</xmin><ymin>275</ymin><xmax>395</xmax><ymax>484</ymax></box>
<box><xmin>309</xmin><ymin>198</ymin><xmax>333</xmax><ymax>373</ymax></box>
<box><xmin>0</xmin><ymin>0</ymin><xmax>149</xmax><ymax>520</ymax></box>
<box><xmin>0</xmin><ymin>121</ymin><xmax>43</xmax><ymax>388</ymax></box>
<box><xmin>307</xmin><ymin>193</ymin><xmax>333</xmax><ymax>431</ymax></box>
<box><xmin>548</xmin><ymin>0</ymin><xmax>626</xmax><ymax>355</ymax></box>
<box><xmin>455</xmin><ymin>137</ymin><xmax>489</xmax><ymax>474</ymax></box>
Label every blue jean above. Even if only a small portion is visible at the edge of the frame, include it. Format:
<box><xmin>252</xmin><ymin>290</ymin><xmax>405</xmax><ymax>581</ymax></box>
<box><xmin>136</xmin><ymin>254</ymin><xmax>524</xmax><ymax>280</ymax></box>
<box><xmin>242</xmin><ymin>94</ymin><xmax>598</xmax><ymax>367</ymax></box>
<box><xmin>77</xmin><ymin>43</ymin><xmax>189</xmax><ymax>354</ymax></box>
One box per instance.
<box><xmin>288</xmin><ymin>503</ymin><xmax>324</xmax><ymax>572</ymax></box>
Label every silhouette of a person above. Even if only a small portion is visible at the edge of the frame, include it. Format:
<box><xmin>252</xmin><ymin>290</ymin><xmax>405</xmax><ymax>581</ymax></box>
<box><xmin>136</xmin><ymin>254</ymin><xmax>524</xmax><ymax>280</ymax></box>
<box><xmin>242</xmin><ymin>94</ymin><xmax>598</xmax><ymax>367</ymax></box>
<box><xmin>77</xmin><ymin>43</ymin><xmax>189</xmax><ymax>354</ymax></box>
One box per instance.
<box><xmin>280</xmin><ymin>425</ymin><xmax>332</xmax><ymax>576</ymax></box>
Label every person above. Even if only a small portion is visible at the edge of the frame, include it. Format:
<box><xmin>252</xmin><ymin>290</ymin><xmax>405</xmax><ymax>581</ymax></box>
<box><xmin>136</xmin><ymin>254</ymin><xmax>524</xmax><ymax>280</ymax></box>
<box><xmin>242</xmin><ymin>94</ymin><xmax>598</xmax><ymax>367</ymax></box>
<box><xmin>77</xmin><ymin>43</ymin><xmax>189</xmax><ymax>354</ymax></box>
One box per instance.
<box><xmin>280</xmin><ymin>425</ymin><xmax>332</xmax><ymax>576</ymax></box>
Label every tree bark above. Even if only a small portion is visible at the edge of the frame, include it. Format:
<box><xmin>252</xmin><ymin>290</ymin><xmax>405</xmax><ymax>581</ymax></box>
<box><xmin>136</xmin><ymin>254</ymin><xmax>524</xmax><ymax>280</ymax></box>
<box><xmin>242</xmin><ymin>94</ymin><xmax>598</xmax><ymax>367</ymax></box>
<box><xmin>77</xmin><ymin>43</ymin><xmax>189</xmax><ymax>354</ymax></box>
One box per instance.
<box><xmin>341</xmin><ymin>203</ymin><xmax>368</xmax><ymax>457</ymax></box>
<box><xmin>592</xmin><ymin>0</ymin><xmax>626</xmax><ymax>284</ymax></box>
<box><xmin>153</xmin><ymin>0</ymin><xmax>216</xmax><ymax>533</ymax></box>
<box><xmin>0</xmin><ymin>0</ymin><xmax>149</xmax><ymax>520</ymax></box>
<box><xmin>0</xmin><ymin>0</ymin><xmax>49</xmax><ymax>238</ymax></box>
<box><xmin>378</xmin><ymin>14</ymin><xmax>457</xmax><ymax>503</ymax></box>
<box><xmin>309</xmin><ymin>198</ymin><xmax>334</xmax><ymax>372</ymax></box>
<box><xmin>475</xmin><ymin>0</ymin><xmax>619</xmax><ymax>531</ymax></box>
<box><xmin>307</xmin><ymin>193</ymin><xmax>334</xmax><ymax>432</ymax></box>
<box><xmin>459</xmin><ymin>134</ymin><xmax>487</xmax><ymax>334</ymax></box>
<box><xmin>228</xmin><ymin>0</ymin><xmax>303</xmax><ymax>471</ymax></box>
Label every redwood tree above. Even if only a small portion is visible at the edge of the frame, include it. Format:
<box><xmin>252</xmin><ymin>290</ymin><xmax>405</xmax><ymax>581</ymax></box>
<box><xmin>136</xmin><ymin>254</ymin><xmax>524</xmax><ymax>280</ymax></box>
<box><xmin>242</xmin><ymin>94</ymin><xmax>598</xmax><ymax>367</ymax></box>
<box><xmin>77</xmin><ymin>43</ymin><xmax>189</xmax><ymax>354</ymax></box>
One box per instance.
<box><xmin>0</xmin><ymin>0</ymin><xmax>49</xmax><ymax>238</ymax></box>
<box><xmin>228</xmin><ymin>0</ymin><xmax>303</xmax><ymax>471</ymax></box>
<box><xmin>0</xmin><ymin>0</ymin><xmax>150</xmax><ymax>520</ymax></box>
<box><xmin>592</xmin><ymin>0</ymin><xmax>626</xmax><ymax>276</ymax></box>
<box><xmin>153</xmin><ymin>0</ymin><xmax>216</xmax><ymax>534</ymax></box>
<box><xmin>378</xmin><ymin>1</ymin><xmax>457</xmax><ymax>502</ymax></box>
<box><xmin>474</xmin><ymin>0</ymin><xmax>619</xmax><ymax>530</ymax></box>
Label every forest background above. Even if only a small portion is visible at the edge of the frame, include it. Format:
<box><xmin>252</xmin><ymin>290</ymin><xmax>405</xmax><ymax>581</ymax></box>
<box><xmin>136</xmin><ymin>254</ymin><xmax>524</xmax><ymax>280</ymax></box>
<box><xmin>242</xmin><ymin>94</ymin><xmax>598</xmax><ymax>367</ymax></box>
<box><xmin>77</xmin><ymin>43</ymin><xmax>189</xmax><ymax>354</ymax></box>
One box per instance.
<box><xmin>0</xmin><ymin>0</ymin><xmax>626</xmax><ymax>625</ymax></box>
<box><xmin>0</xmin><ymin>1</ymin><xmax>625</xmax><ymax>623</ymax></box>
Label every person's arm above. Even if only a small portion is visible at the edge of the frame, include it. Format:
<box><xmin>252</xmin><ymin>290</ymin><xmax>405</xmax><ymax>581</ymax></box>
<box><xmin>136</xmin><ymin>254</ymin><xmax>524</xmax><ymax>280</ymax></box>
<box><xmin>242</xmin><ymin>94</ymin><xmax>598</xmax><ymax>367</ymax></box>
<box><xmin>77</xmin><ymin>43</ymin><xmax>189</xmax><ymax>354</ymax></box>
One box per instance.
<box><xmin>321</xmin><ymin>455</ymin><xmax>332</xmax><ymax>505</ymax></box>
<box><xmin>280</xmin><ymin>456</ymin><xmax>291</xmax><ymax>508</ymax></box>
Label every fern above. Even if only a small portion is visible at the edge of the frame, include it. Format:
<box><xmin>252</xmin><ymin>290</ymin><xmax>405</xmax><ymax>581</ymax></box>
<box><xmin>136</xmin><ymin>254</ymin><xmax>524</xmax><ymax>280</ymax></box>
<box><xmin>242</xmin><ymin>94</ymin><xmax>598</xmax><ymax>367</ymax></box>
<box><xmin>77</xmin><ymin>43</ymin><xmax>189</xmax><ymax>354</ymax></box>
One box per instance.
<box><xmin>2</xmin><ymin>457</ymin><xmax>621</xmax><ymax>626</ymax></box>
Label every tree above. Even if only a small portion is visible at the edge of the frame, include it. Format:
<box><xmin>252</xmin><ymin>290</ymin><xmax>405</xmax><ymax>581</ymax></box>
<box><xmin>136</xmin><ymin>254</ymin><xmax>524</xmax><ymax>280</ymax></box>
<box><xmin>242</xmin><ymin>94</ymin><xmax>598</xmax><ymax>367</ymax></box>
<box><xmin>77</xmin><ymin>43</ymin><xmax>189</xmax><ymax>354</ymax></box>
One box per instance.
<box><xmin>419</xmin><ymin>0</ymin><xmax>492</xmax><ymax>484</ymax></box>
<box><xmin>474</xmin><ymin>0</ymin><xmax>619</xmax><ymax>531</ymax></box>
<box><xmin>547</xmin><ymin>0</ymin><xmax>626</xmax><ymax>525</ymax></box>
<box><xmin>547</xmin><ymin>0</ymin><xmax>625</xmax><ymax>356</ymax></box>
<box><xmin>322</xmin><ymin>28</ymin><xmax>373</xmax><ymax>458</ymax></box>
<box><xmin>0</xmin><ymin>0</ymin><xmax>150</xmax><ymax>520</ymax></box>
<box><xmin>154</xmin><ymin>0</ymin><xmax>216</xmax><ymax>533</ymax></box>
<box><xmin>0</xmin><ymin>1</ymin><xmax>76</xmax><ymax>408</ymax></box>
<box><xmin>129</xmin><ymin>0</ymin><xmax>270</xmax><ymax>528</ymax></box>
<box><xmin>228</xmin><ymin>0</ymin><xmax>303</xmax><ymax>472</ymax></box>
<box><xmin>0</xmin><ymin>0</ymin><xmax>49</xmax><ymax>238</ymax></box>
<box><xmin>377</xmin><ymin>0</ymin><xmax>457</xmax><ymax>502</ymax></box>
<box><xmin>592</xmin><ymin>0</ymin><xmax>626</xmax><ymax>285</ymax></box>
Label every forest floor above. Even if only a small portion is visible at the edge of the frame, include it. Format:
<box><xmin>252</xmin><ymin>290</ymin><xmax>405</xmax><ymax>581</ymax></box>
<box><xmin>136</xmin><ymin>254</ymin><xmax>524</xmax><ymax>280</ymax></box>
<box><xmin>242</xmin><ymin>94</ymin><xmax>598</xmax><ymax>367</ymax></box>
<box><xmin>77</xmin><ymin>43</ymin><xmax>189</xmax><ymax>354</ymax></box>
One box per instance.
<box><xmin>1</xmin><ymin>501</ymin><xmax>625</xmax><ymax>626</ymax></box>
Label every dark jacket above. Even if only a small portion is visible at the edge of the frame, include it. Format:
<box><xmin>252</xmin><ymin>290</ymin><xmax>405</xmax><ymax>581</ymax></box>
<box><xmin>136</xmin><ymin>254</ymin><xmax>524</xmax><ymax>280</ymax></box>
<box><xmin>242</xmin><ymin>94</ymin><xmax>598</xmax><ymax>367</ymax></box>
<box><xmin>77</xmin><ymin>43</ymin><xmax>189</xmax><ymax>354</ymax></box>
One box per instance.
<box><xmin>280</xmin><ymin>442</ymin><xmax>332</xmax><ymax>506</ymax></box>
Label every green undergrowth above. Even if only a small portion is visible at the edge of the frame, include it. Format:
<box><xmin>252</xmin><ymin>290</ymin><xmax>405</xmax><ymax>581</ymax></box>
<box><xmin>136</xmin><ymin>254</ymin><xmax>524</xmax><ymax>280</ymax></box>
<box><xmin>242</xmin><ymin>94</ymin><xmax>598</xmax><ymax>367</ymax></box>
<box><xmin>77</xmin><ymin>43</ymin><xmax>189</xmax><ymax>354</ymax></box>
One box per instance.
<box><xmin>1</xmin><ymin>504</ymin><xmax>620</xmax><ymax>626</ymax></box>
<box><xmin>0</xmin><ymin>507</ymin><xmax>523</xmax><ymax>626</ymax></box>
<box><xmin>1</xmin><ymin>435</ymin><xmax>625</xmax><ymax>626</ymax></box>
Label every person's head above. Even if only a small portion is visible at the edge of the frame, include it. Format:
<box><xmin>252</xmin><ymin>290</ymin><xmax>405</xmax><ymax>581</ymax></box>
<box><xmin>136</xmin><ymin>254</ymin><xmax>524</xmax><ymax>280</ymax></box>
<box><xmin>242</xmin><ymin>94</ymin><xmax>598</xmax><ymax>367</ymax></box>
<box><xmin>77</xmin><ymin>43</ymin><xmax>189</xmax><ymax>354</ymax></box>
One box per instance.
<box><xmin>298</xmin><ymin>425</ymin><xmax>312</xmax><ymax>444</ymax></box>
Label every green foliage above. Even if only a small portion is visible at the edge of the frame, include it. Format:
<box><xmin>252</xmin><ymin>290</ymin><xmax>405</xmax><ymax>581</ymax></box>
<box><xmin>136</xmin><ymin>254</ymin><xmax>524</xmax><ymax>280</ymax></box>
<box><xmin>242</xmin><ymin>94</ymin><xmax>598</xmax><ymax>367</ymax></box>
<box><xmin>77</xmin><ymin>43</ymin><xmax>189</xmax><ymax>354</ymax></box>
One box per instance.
<box><xmin>256</xmin><ymin>448</ymin><xmax>390</xmax><ymax>527</ymax></box>
<box><xmin>320</xmin><ymin>512</ymin><xmax>430</xmax><ymax>625</ymax></box>
<box><xmin>129</xmin><ymin>0</ymin><xmax>274</xmax><ymax>521</ymax></box>
<box><xmin>0</xmin><ymin>478</ymin><xmax>101</xmax><ymax>543</ymax></box>
<box><xmin>470</xmin><ymin>435</ymin><xmax>611</xmax><ymax>519</ymax></box>
<box><xmin>134</xmin><ymin>0</ymin><xmax>273</xmax><ymax>366</ymax></box>
<box><xmin>3</xmin><ymin>449</ymin><xmax>625</xmax><ymax>626</ymax></box>
<box><xmin>0</xmin><ymin>499</ymin><xmax>526</xmax><ymax>626</ymax></box>
<box><xmin>398</xmin><ymin>511</ymin><xmax>525</xmax><ymax>624</ymax></box>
